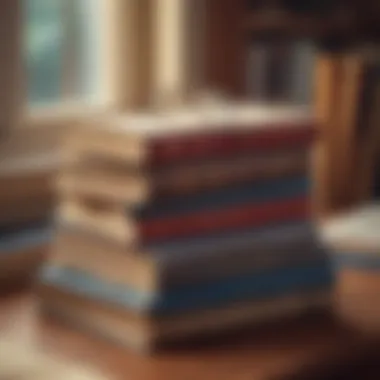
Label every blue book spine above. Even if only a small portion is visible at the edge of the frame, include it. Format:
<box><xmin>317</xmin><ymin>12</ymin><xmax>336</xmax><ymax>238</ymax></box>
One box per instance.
<box><xmin>0</xmin><ymin>224</ymin><xmax>53</xmax><ymax>256</ymax></box>
<box><xmin>135</xmin><ymin>176</ymin><xmax>309</xmax><ymax>219</ymax></box>
<box><xmin>41</xmin><ymin>261</ymin><xmax>334</xmax><ymax>316</ymax></box>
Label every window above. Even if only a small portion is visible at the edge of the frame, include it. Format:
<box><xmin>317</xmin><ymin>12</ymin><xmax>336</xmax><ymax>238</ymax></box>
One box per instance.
<box><xmin>25</xmin><ymin>0</ymin><xmax>103</xmax><ymax>107</ymax></box>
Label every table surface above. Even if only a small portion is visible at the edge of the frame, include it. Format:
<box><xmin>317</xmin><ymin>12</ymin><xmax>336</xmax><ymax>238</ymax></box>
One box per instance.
<box><xmin>0</xmin><ymin>286</ymin><xmax>374</xmax><ymax>380</ymax></box>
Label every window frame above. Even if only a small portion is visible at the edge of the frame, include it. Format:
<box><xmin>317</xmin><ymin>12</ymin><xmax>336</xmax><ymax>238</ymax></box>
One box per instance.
<box><xmin>0</xmin><ymin>0</ymin><xmax>154</xmax><ymax>162</ymax></box>
<box><xmin>23</xmin><ymin>0</ymin><xmax>118</xmax><ymax>120</ymax></box>
<box><xmin>5</xmin><ymin>0</ymin><xmax>211</xmax><ymax>158</ymax></box>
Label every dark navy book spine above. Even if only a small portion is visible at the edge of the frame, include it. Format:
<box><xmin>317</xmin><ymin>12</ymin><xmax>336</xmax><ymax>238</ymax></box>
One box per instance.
<box><xmin>41</xmin><ymin>261</ymin><xmax>334</xmax><ymax>316</ymax></box>
<box><xmin>0</xmin><ymin>224</ymin><xmax>53</xmax><ymax>255</ymax></box>
<box><xmin>135</xmin><ymin>176</ymin><xmax>309</xmax><ymax>219</ymax></box>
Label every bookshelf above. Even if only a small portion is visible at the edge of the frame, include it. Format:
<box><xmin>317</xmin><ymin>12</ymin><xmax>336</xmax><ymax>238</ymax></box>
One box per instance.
<box><xmin>244</xmin><ymin>11</ymin><xmax>353</xmax><ymax>38</ymax></box>
<box><xmin>203</xmin><ymin>0</ymin><xmax>380</xmax><ymax>216</ymax></box>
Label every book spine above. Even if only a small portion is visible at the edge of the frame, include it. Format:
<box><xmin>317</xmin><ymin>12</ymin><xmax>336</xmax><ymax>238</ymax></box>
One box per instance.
<box><xmin>153</xmin><ymin>150</ymin><xmax>309</xmax><ymax>197</ymax></box>
<box><xmin>149</xmin><ymin>126</ymin><xmax>316</xmax><ymax>166</ymax></box>
<box><xmin>266</xmin><ymin>39</ymin><xmax>292</xmax><ymax>101</ymax></box>
<box><xmin>41</xmin><ymin>262</ymin><xmax>332</xmax><ymax>314</ymax></box>
<box><xmin>164</xmin><ymin>247</ymin><xmax>328</xmax><ymax>289</ymax></box>
<box><xmin>0</xmin><ymin>226</ymin><xmax>52</xmax><ymax>254</ymax></box>
<box><xmin>290</xmin><ymin>40</ymin><xmax>316</xmax><ymax>105</ymax></box>
<box><xmin>153</xmin><ymin>220</ymin><xmax>316</xmax><ymax>256</ymax></box>
<box><xmin>140</xmin><ymin>176</ymin><xmax>308</xmax><ymax>219</ymax></box>
<box><xmin>0</xmin><ymin>200</ymin><xmax>53</xmax><ymax>229</ymax></box>
<box><xmin>140</xmin><ymin>197</ymin><xmax>309</xmax><ymax>243</ymax></box>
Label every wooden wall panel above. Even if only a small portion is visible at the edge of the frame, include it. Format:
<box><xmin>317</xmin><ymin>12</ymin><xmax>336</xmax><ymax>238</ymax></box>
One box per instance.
<box><xmin>313</xmin><ymin>54</ymin><xmax>344</xmax><ymax>217</ymax></box>
<box><xmin>203</xmin><ymin>0</ymin><xmax>247</xmax><ymax>97</ymax></box>
<box><xmin>0</xmin><ymin>0</ymin><xmax>22</xmax><ymax>134</ymax></box>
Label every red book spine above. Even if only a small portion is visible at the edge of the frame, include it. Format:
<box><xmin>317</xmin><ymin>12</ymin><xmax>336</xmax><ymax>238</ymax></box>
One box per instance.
<box><xmin>150</xmin><ymin>125</ymin><xmax>316</xmax><ymax>166</ymax></box>
<box><xmin>140</xmin><ymin>197</ymin><xmax>310</xmax><ymax>243</ymax></box>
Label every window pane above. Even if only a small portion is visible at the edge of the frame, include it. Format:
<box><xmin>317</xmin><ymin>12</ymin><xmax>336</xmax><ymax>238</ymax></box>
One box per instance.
<box><xmin>25</xmin><ymin>0</ymin><xmax>100</xmax><ymax>106</ymax></box>
<box><xmin>25</xmin><ymin>0</ymin><xmax>64</xmax><ymax>105</ymax></box>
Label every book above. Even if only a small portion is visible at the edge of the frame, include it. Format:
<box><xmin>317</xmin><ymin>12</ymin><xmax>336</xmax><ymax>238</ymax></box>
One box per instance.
<box><xmin>40</xmin><ymin>261</ymin><xmax>333</xmax><ymax>315</ymax></box>
<box><xmin>39</xmin><ymin>285</ymin><xmax>331</xmax><ymax>352</ymax></box>
<box><xmin>65</xmin><ymin>175</ymin><xmax>308</xmax><ymax>220</ymax></box>
<box><xmin>313</xmin><ymin>53</ymin><xmax>344</xmax><ymax>216</ymax></box>
<box><xmin>266</xmin><ymin>39</ymin><xmax>293</xmax><ymax>101</ymax></box>
<box><xmin>58</xmin><ymin>149</ymin><xmax>309</xmax><ymax>205</ymax></box>
<box><xmin>246</xmin><ymin>38</ymin><xmax>316</xmax><ymax>105</ymax></box>
<box><xmin>0</xmin><ymin>224</ymin><xmax>52</xmax><ymax>281</ymax></box>
<box><xmin>0</xmin><ymin>172</ymin><xmax>52</xmax><ymax>205</ymax></box>
<box><xmin>246</xmin><ymin>39</ymin><xmax>269</xmax><ymax>100</ymax></box>
<box><xmin>64</xmin><ymin>104</ymin><xmax>316</xmax><ymax>168</ymax></box>
<box><xmin>50</xmin><ymin>221</ymin><xmax>326</xmax><ymax>292</ymax></box>
<box><xmin>0</xmin><ymin>195</ymin><xmax>53</xmax><ymax>227</ymax></box>
<box><xmin>59</xmin><ymin>195</ymin><xmax>310</xmax><ymax>245</ymax></box>
<box><xmin>0</xmin><ymin>153</ymin><xmax>56</xmax><ymax>202</ymax></box>
<box><xmin>322</xmin><ymin>204</ymin><xmax>380</xmax><ymax>271</ymax></box>
<box><xmin>290</xmin><ymin>40</ymin><xmax>316</xmax><ymax>105</ymax></box>
<box><xmin>332</xmin><ymin>53</ymin><xmax>367</xmax><ymax>209</ymax></box>
<box><xmin>0</xmin><ymin>155</ymin><xmax>55</xmax><ymax>226</ymax></box>
<box><xmin>138</xmin><ymin>175</ymin><xmax>309</xmax><ymax>219</ymax></box>
<box><xmin>353</xmin><ymin>55</ymin><xmax>380</xmax><ymax>203</ymax></box>
<box><xmin>322</xmin><ymin>203</ymin><xmax>380</xmax><ymax>253</ymax></box>
<box><xmin>0</xmin><ymin>221</ymin><xmax>52</xmax><ymax>241</ymax></box>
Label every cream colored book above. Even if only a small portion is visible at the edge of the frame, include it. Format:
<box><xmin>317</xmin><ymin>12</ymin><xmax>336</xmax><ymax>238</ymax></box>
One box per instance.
<box><xmin>39</xmin><ymin>286</ymin><xmax>331</xmax><ymax>353</ymax></box>
<box><xmin>64</xmin><ymin>103</ymin><xmax>316</xmax><ymax>168</ymax></box>
<box><xmin>57</xmin><ymin>149</ymin><xmax>309</xmax><ymax>205</ymax></box>
<box><xmin>321</xmin><ymin>203</ymin><xmax>380</xmax><ymax>252</ymax></box>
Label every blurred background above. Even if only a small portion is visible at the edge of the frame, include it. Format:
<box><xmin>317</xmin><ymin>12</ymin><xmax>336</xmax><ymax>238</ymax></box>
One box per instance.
<box><xmin>1</xmin><ymin>1</ymin><xmax>380</xmax><ymax>379</ymax></box>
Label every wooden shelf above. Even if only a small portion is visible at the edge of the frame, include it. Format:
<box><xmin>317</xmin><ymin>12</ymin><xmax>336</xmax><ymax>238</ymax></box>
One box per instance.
<box><xmin>244</xmin><ymin>10</ymin><xmax>354</xmax><ymax>38</ymax></box>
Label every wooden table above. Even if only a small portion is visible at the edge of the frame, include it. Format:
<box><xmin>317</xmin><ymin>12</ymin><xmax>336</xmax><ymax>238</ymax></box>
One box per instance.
<box><xmin>0</xmin><ymin>289</ymin><xmax>374</xmax><ymax>380</ymax></box>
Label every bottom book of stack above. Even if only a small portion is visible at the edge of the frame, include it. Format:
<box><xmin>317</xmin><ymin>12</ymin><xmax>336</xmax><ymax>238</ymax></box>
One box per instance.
<box><xmin>39</xmin><ymin>222</ymin><xmax>334</xmax><ymax>352</ymax></box>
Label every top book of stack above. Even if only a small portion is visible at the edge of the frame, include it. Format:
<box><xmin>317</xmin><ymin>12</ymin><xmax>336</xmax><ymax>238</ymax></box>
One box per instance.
<box><xmin>65</xmin><ymin>104</ymin><xmax>317</xmax><ymax>168</ymax></box>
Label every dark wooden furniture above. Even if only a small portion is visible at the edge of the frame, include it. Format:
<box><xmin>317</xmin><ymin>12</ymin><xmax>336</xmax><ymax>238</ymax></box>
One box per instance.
<box><xmin>0</xmin><ymin>288</ymin><xmax>377</xmax><ymax>380</ymax></box>
<box><xmin>202</xmin><ymin>0</ymin><xmax>379</xmax><ymax>98</ymax></box>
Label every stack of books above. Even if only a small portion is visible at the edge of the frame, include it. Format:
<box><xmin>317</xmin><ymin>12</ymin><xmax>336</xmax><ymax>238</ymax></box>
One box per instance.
<box><xmin>38</xmin><ymin>103</ymin><xmax>334</xmax><ymax>352</ymax></box>
<box><xmin>0</xmin><ymin>155</ymin><xmax>55</xmax><ymax>284</ymax></box>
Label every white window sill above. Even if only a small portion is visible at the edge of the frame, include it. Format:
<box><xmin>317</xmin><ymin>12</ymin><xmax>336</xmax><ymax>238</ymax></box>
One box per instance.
<box><xmin>1</xmin><ymin>101</ymin><xmax>111</xmax><ymax>162</ymax></box>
